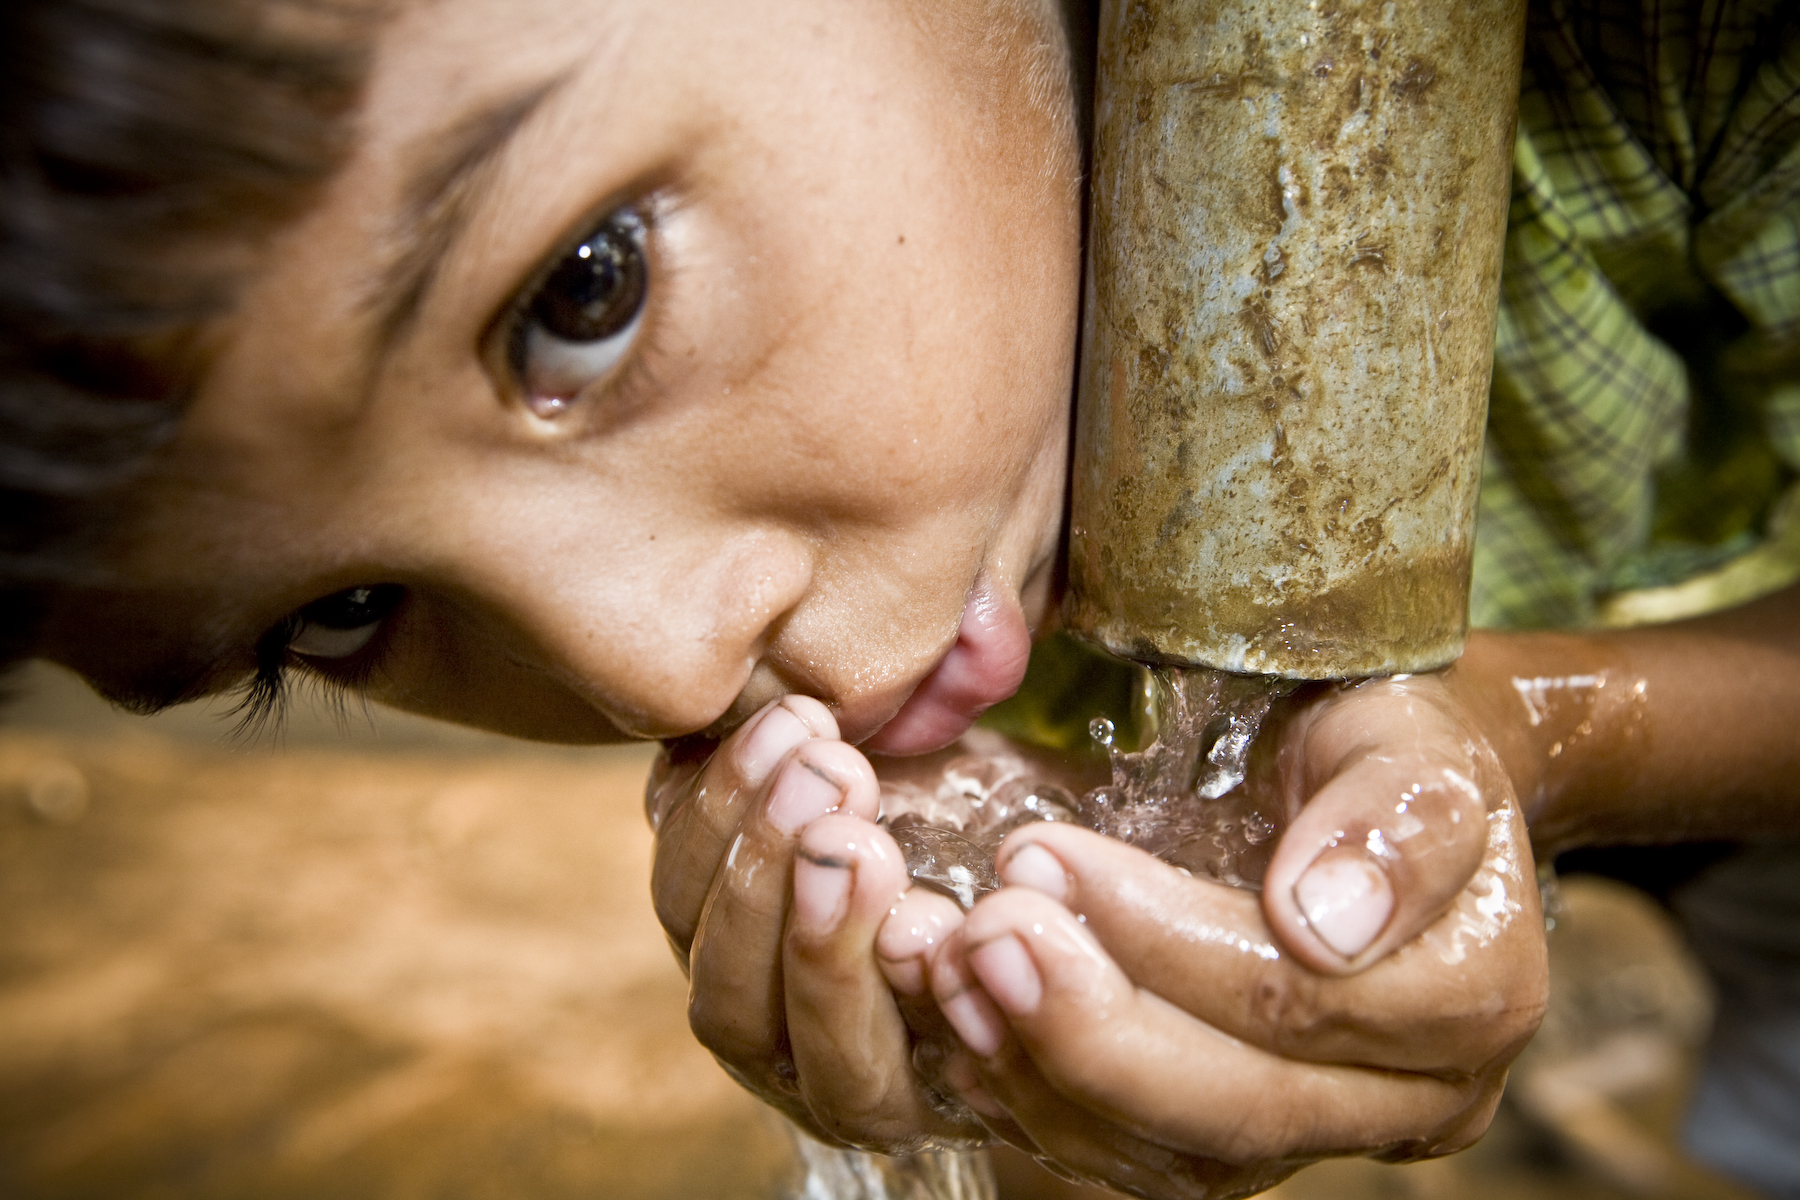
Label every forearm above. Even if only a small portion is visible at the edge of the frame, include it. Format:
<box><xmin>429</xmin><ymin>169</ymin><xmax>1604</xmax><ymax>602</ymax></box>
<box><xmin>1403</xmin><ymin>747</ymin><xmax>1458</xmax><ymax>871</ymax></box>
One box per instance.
<box><xmin>1448</xmin><ymin>582</ymin><xmax>1800</xmax><ymax>854</ymax></box>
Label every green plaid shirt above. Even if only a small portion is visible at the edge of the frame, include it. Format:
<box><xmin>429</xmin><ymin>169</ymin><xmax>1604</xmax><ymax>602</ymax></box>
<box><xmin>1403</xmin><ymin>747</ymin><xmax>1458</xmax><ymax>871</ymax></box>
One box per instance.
<box><xmin>1473</xmin><ymin>0</ymin><xmax>1800</xmax><ymax>630</ymax></box>
<box><xmin>991</xmin><ymin>0</ymin><xmax>1800</xmax><ymax>749</ymax></box>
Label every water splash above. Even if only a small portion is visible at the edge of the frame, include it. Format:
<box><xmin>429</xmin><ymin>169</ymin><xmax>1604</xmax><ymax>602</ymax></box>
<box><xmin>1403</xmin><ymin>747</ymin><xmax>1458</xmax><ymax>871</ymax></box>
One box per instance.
<box><xmin>1078</xmin><ymin>666</ymin><xmax>1294</xmax><ymax>888</ymax></box>
<box><xmin>796</xmin><ymin>666</ymin><xmax>1292</xmax><ymax>1199</ymax></box>
<box><xmin>883</xmin><ymin>665</ymin><xmax>1294</xmax><ymax>904</ymax></box>
<box><xmin>880</xmin><ymin>749</ymin><xmax>1080</xmax><ymax>910</ymax></box>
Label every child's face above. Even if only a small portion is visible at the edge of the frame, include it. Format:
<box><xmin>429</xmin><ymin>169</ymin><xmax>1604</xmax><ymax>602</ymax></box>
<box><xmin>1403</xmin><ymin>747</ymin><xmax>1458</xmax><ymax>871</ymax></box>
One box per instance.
<box><xmin>47</xmin><ymin>0</ymin><xmax>1082</xmax><ymax>751</ymax></box>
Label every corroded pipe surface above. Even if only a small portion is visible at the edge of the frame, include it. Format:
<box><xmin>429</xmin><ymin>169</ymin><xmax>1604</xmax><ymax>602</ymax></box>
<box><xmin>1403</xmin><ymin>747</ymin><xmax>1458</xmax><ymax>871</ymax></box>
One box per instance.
<box><xmin>1068</xmin><ymin>0</ymin><xmax>1525</xmax><ymax>678</ymax></box>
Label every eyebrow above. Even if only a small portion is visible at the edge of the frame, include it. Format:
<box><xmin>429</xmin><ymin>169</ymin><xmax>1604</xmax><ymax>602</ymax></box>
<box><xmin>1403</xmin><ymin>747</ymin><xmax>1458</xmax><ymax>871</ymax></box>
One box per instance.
<box><xmin>88</xmin><ymin>82</ymin><xmax>580</xmax><ymax>714</ymax></box>
<box><xmin>364</xmin><ymin>74</ymin><xmax>572</xmax><ymax>345</ymax></box>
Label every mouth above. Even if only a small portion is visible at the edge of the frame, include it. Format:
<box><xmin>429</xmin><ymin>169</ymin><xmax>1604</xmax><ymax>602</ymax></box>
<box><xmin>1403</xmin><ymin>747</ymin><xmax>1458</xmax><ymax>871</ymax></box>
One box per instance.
<box><xmin>859</xmin><ymin>580</ymin><xmax>1033</xmax><ymax>756</ymax></box>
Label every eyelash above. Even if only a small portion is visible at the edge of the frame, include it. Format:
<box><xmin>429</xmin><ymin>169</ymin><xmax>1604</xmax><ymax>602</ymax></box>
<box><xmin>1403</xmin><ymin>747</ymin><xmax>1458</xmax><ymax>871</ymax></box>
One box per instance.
<box><xmin>230</xmin><ymin>616</ymin><xmax>388</xmax><ymax>740</ymax></box>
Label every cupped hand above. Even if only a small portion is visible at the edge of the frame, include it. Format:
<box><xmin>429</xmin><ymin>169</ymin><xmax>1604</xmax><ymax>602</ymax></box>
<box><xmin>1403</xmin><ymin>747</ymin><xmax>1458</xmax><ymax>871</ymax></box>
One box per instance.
<box><xmin>645</xmin><ymin>696</ymin><xmax>983</xmax><ymax>1150</ymax></box>
<box><xmin>898</xmin><ymin>674</ymin><xmax>1549</xmax><ymax>1197</ymax></box>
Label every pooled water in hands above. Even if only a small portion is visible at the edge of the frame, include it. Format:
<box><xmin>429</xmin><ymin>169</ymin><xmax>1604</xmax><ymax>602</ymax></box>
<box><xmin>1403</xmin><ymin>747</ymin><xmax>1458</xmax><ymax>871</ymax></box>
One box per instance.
<box><xmin>883</xmin><ymin>665</ymin><xmax>1296</xmax><ymax>904</ymax></box>
<box><xmin>791</xmin><ymin>668</ymin><xmax>1294</xmax><ymax>1199</ymax></box>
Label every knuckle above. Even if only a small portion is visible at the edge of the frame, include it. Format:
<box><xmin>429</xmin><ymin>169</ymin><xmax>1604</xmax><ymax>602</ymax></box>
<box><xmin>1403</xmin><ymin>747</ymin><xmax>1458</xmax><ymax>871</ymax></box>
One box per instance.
<box><xmin>687</xmin><ymin>1003</ymin><xmax>769</xmax><ymax>1078</ymax></box>
<box><xmin>692</xmin><ymin>781</ymin><xmax>749</xmax><ymax>844</ymax></box>
<box><xmin>1481</xmin><ymin>996</ymin><xmax>1549</xmax><ymax>1067</ymax></box>
<box><xmin>1241</xmin><ymin>971</ymin><xmax>1331</xmax><ymax>1053</ymax></box>
<box><xmin>784</xmin><ymin>930</ymin><xmax>862</xmax><ymax>985</ymax></box>
<box><xmin>807</xmin><ymin>1086</ymin><xmax>924</xmax><ymax>1154</ymax></box>
<box><xmin>1032</xmin><ymin>1024</ymin><xmax>1112</xmax><ymax>1100</ymax></box>
<box><xmin>1034</xmin><ymin>1002</ymin><xmax>1151</xmax><ymax>1107</ymax></box>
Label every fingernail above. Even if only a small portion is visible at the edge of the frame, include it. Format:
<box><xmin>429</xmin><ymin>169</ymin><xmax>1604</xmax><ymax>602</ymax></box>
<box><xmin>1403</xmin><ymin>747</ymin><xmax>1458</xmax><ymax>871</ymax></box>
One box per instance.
<box><xmin>767</xmin><ymin>754</ymin><xmax>847</xmax><ymax>834</ymax></box>
<box><xmin>940</xmin><ymin>984</ymin><xmax>1007</xmax><ymax>1059</ymax></box>
<box><xmin>999</xmin><ymin>841</ymin><xmax>1069</xmax><ymax>902</ymax></box>
<box><xmin>878</xmin><ymin>891</ymin><xmax>961</xmax><ymax>995</ymax></box>
<box><xmin>737</xmin><ymin>702</ymin><xmax>814</xmax><ymax>782</ymax></box>
<box><xmin>793</xmin><ymin>845</ymin><xmax>853</xmax><ymax>932</ymax></box>
<box><xmin>969</xmin><ymin>933</ymin><xmax>1042</xmax><ymax>1016</ymax></box>
<box><xmin>1294</xmin><ymin>846</ymin><xmax>1395</xmax><ymax>960</ymax></box>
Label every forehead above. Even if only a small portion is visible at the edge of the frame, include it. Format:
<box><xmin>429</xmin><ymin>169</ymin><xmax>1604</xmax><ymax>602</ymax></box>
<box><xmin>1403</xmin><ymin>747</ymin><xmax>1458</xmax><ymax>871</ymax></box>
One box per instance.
<box><xmin>168</xmin><ymin>0</ymin><xmax>1070</xmax><ymax>472</ymax></box>
<box><xmin>182</xmin><ymin>0</ymin><xmax>1063</xmax><ymax>429</ymax></box>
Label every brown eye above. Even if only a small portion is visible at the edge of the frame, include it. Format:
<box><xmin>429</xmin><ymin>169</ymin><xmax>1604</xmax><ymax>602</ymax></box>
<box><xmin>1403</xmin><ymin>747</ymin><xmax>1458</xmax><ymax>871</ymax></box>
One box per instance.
<box><xmin>512</xmin><ymin>207</ymin><xmax>648</xmax><ymax>411</ymax></box>
<box><xmin>287</xmin><ymin>584</ymin><xmax>404</xmax><ymax>660</ymax></box>
<box><xmin>533</xmin><ymin>210</ymin><xmax>647</xmax><ymax>340</ymax></box>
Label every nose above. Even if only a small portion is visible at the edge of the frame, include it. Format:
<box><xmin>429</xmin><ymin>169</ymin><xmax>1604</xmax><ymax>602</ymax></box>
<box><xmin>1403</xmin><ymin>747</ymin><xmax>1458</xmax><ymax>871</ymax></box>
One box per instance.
<box><xmin>446</xmin><ymin>524</ymin><xmax>817</xmax><ymax>741</ymax></box>
<box><xmin>558</xmin><ymin>529</ymin><xmax>817</xmax><ymax>738</ymax></box>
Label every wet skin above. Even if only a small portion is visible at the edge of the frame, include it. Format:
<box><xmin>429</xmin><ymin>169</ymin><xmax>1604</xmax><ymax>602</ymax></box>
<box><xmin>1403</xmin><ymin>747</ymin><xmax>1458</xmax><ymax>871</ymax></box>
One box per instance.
<box><xmin>649</xmin><ymin>675</ymin><xmax>1550</xmax><ymax>1194</ymax></box>
<box><xmin>34</xmin><ymin>0</ymin><xmax>1800</xmax><ymax>1192</ymax></box>
<box><xmin>651</xmin><ymin>585</ymin><xmax>1800</xmax><ymax>1194</ymax></box>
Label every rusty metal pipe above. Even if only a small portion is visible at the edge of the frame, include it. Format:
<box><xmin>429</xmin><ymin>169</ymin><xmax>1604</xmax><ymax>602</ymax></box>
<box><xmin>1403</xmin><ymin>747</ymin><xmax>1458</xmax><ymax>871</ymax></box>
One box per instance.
<box><xmin>1067</xmin><ymin>0</ymin><xmax>1526</xmax><ymax>678</ymax></box>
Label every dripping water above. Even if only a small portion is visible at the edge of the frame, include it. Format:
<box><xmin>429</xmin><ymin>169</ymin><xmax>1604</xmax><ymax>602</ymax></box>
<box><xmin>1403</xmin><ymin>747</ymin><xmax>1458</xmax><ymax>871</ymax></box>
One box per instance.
<box><xmin>1077</xmin><ymin>666</ymin><xmax>1295</xmax><ymax>888</ymax></box>
<box><xmin>783</xmin><ymin>1126</ymin><xmax>996</xmax><ymax>1200</ymax></box>
<box><xmin>792</xmin><ymin>666</ymin><xmax>1292</xmax><ymax>1198</ymax></box>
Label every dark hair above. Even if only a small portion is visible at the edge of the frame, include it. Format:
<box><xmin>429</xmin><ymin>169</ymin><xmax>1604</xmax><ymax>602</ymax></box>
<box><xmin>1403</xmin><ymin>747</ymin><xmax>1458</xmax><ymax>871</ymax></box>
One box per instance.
<box><xmin>0</xmin><ymin>0</ymin><xmax>380</xmax><ymax>669</ymax></box>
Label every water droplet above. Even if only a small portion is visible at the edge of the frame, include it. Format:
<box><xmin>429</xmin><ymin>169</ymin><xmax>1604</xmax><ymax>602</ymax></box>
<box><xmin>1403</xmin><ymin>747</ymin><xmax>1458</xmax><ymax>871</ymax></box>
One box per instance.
<box><xmin>1088</xmin><ymin>717</ymin><xmax>1115</xmax><ymax>747</ymax></box>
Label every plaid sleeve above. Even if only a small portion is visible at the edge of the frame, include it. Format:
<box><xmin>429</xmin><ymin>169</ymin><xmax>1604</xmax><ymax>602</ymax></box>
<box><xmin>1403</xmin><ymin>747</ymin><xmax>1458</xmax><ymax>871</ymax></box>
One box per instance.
<box><xmin>1473</xmin><ymin>0</ymin><xmax>1800</xmax><ymax>631</ymax></box>
<box><xmin>1014</xmin><ymin>0</ymin><xmax>1799</xmax><ymax>739</ymax></box>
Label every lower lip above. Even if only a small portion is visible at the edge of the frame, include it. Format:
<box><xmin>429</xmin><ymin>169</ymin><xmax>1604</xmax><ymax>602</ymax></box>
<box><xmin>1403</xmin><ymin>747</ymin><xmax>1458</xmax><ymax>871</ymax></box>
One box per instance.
<box><xmin>860</xmin><ymin>582</ymin><xmax>1032</xmax><ymax>756</ymax></box>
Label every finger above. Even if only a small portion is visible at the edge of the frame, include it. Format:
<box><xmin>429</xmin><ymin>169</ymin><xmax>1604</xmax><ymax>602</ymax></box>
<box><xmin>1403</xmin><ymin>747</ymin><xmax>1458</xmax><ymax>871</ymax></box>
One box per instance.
<box><xmin>962</xmin><ymin>1039</ymin><xmax>1298</xmax><ymax>1200</ymax></box>
<box><xmin>873</xmin><ymin>888</ymin><xmax>997</xmax><ymax>1131</ymax></box>
<box><xmin>927</xmin><ymin>944</ymin><xmax>1307</xmax><ymax>1196</ymax></box>
<box><xmin>784</xmin><ymin>814</ymin><xmax>973</xmax><ymax>1147</ymax></box>
<box><xmin>993</xmin><ymin>822</ymin><xmax>1545</xmax><ymax>1072</ymax></box>
<box><xmin>926</xmin><ymin>998</ymin><xmax>1304</xmax><ymax>1200</ymax></box>
<box><xmin>923</xmin><ymin>938</ymin><xmax>1044</xmax><ymax>1151</ymax></box>
<box><xmin>1262</xmin><ymin>678</ymin><xmax>1494</xmax><ymax>973</ymax></box>
<box><xmin>1267</xmin><ymin>749</ymin><xmax>1488</xmax><ymax>973</ymax></box>
<box><xmin>649</xmin><ymin>695</ymin><xmax>836</xmax><ymax>952</ymax></box>
<box><xmin>876</xmin><ymin>886</ymin><xmax>966</xmax><ymax>998</ymax></box>
<box><xmin>686</xmin><ymin>739</ymin><xmax>880</xmax><ymax>1080</ymax></box>
<box><xmin>948</xmin><ymin>886</ymin><xmax>1493</xmax><ymax>1165</ymax></box>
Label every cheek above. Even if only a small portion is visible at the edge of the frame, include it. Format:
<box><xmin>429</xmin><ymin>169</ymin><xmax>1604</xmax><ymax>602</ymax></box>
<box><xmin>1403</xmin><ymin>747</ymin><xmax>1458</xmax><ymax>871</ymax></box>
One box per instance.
<box><xmin>708</xmin><ymin>210</ymin><xmax>1072</xmax><ymax>538</ymax></box>
<box><xmin>366</xmin><ymin>599</ymin><xmax>628</xmax><ymax>742</ymax></box>
<box><xmin>374</xmin><ymin>453</ymin><xmax>826</xmax><ymax>731</ymax></box>
<box><xmin>675</xmin><ymin>16</ymin><xmax>1078</xmax><ymax>526</ymax></box>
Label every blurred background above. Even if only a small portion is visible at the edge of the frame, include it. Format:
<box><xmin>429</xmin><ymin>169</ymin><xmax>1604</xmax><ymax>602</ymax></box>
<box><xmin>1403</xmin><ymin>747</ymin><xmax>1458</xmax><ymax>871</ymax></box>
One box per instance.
<box><xmin>0</xmin><ymin>664</ymin><xmax>1762</xmax><ymax>1199</ymax></box>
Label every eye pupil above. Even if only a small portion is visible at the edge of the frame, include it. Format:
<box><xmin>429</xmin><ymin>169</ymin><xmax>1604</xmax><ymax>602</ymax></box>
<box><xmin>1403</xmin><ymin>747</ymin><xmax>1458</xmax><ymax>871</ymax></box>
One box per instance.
<box><xmin>300</xmin><ymin>584</ymin><xmax>404</xmax><ymax>631</ymax></box>
<box><xmin>531</xmin><ymin>212</ymin><xmax>647</xmax><ymax>343</ymax></box>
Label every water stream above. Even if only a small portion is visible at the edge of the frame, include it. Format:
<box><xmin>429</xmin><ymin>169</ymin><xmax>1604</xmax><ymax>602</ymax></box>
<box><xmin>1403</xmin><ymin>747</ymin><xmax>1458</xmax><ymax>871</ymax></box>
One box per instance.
<box><xmin>884</xmin><ymin>665</ymin><xmax>1296</xmax><ymax>903</ymax></box>
<box><xmin>787</xmin><ymin>665</ymin><xmax>1294</xmax><ymax>1198</ymax></box>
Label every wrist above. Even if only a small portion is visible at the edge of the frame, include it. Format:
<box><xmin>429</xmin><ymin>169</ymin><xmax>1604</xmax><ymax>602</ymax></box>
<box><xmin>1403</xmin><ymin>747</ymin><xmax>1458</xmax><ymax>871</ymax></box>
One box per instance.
<box><xmin>1443</xmin><ymin>630</ymin><xmax>1646</xmax><ymax>854</ymax></box>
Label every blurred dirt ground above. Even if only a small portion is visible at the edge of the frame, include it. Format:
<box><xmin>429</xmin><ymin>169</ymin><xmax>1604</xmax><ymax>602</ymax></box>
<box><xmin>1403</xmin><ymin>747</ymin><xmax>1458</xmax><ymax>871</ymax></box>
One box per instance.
<box><xmin>0</xmin><ymin>665</ymin><xmax>1763</xmax><ymax>1199</ymax></box>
